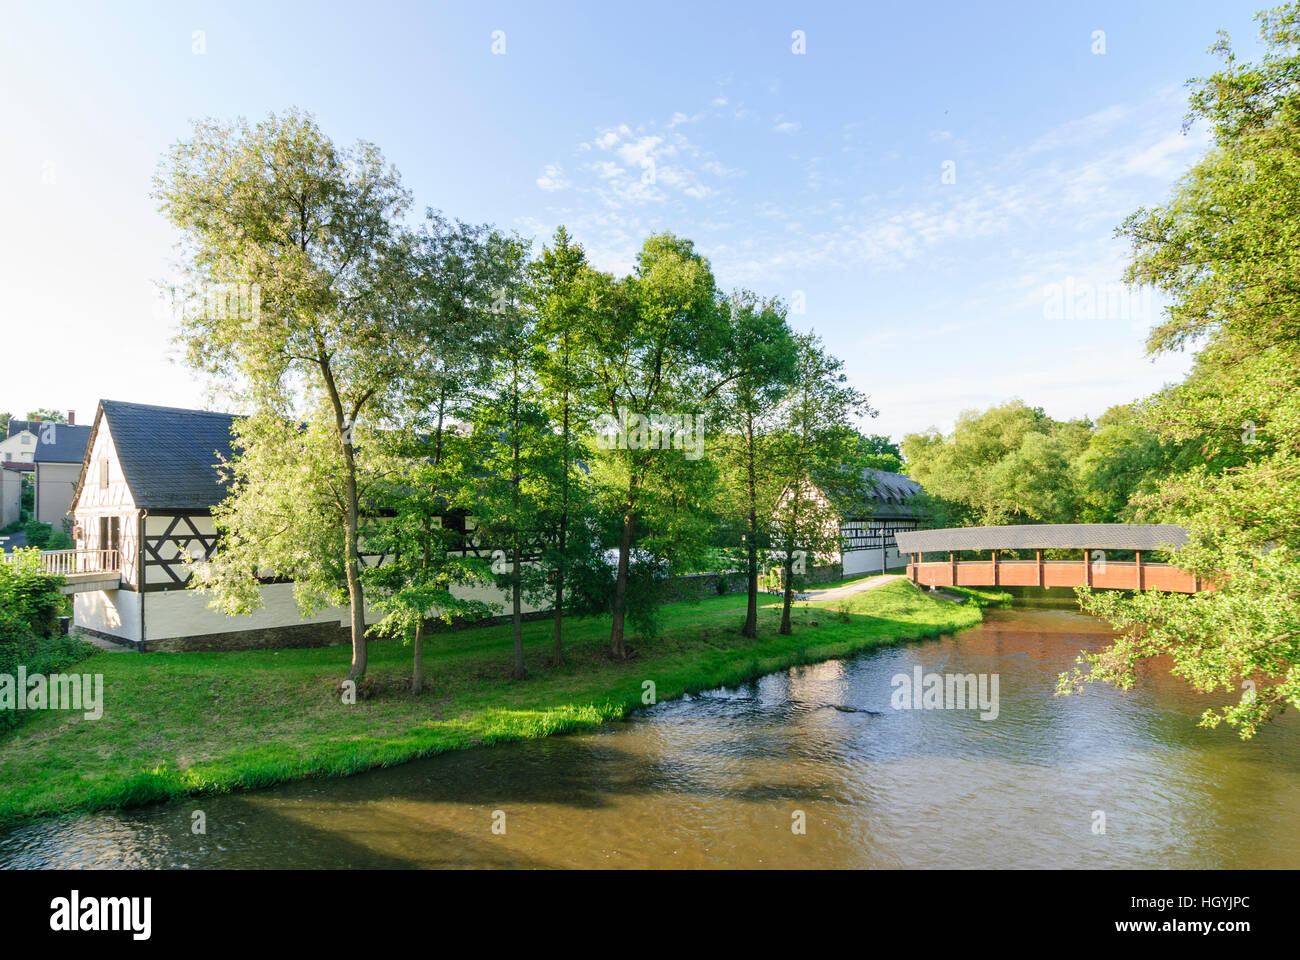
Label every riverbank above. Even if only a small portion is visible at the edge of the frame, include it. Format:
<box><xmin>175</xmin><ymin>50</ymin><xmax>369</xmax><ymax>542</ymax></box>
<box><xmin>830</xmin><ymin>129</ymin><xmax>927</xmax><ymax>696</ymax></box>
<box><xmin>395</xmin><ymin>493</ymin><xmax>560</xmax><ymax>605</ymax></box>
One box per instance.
<box><xmin>0</xmin><ymin>577</ymin><xmax>990</xmax><ymax>826</ymax></box>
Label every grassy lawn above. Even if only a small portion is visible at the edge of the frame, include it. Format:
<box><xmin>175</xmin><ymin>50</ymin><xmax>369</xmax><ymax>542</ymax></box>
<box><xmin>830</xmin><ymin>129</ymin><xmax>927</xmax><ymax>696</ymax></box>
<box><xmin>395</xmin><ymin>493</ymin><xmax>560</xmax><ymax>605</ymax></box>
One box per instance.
<box><xmin>0</xmin><ymin>577</ymin><xmax>987</xmax><ymax>826</ymax></box>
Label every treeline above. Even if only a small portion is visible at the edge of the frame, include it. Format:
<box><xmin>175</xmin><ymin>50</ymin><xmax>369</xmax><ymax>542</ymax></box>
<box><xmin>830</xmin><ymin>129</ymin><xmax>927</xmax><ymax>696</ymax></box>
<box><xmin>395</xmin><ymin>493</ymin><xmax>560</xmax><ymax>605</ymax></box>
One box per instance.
<box><xmin>154</xmin><ymin>110</ymin><xmax>898</xmax><ymax>688</ymax></box>
<box><xmin>900</xmin><ymin>399</ymin><xmax>1195</xmax><ymax>533</ymax></box>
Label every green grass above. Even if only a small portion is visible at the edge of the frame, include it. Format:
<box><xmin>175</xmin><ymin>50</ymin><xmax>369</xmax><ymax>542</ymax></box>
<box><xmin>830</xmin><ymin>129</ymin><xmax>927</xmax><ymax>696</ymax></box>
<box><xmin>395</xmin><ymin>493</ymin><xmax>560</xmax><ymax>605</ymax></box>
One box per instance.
<box><xmin>0</xmin><ymin>578</ymin><xmax>986</xmax><ymax>826</ymax></box>
<box><xmin>938</xmin><ymin>585</ymin><xmax>1014</xmax><ymax>608</ymax></box>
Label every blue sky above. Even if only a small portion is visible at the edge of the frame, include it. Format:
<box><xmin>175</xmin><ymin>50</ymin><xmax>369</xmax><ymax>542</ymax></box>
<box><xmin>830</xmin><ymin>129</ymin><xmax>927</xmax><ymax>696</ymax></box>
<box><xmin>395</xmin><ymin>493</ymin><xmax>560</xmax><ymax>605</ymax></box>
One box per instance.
<box><xmin>0</xmin><ymin>0</ymin><xmax>1270</xmax><ymax>441</ymax></box>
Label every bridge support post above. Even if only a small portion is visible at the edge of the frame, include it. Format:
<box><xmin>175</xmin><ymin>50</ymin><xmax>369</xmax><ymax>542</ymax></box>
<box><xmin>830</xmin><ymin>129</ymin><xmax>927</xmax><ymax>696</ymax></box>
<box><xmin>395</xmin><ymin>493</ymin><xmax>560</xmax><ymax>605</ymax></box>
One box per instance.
<box><xmin>992</xmin><ymin>549</ymin><xmax>999</xmax><ymax>587</ymax></box>
<box><xmin>1036</xmin><ymin>549</ymin><xmax>1044</xmax><ymax>587</ymax></box>
<box><xmin>1083</xmin><ymin>549</ymin><xmax>1092</xmax><ymax>587</ymax></box>
<box><xmin>1135</xmin><ymin>550</ymin><xmax>1143</xmax><ymax>591</ymax></box>
<box><xmin>949</xmin><ymin>551</ymin><xmax>956</xmax><ymax>587</ymax></box>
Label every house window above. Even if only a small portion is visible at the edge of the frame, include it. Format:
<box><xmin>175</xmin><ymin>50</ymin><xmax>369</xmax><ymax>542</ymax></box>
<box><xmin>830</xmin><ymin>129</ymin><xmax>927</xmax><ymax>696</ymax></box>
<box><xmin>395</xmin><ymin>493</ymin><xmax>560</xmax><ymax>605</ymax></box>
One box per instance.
<box><xmin>99</xmin><ymin>458</ymin><xmax>110</xmax><ymax>489</ymax></box>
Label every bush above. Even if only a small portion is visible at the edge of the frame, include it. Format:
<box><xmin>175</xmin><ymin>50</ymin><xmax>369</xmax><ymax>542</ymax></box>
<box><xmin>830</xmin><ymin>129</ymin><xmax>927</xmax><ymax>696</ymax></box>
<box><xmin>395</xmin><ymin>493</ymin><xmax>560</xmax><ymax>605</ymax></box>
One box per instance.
<box><xmin>0</xmin><ymin>548</ymin><xmax>66</xmax><ymax>633</ymax></box>
<box><xmin>0</xmin><ymin>611</ymin><xmax>93</xmax><ymax>734</ymax></box>
<box><xmin>46</xmin><ymin>531</ymin><xmax>74</xmax><ymax>550</ymax></box>
<box><xmin>0</xmin><ymin>550</ymin><xmax>90</xmax><ymax>734</ymax></box>
<box><xmin>22</xmin><ymin>522</ymin><xmax>52</xmax><ymax>549</ymax></box>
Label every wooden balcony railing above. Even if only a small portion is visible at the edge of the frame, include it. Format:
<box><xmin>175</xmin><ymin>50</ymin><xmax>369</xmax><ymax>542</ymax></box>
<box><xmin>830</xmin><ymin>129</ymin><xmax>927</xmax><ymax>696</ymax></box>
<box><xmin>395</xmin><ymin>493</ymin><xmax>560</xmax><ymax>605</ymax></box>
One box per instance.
<box><xmin>1</xmin><ymin>548</ymin><xmax>122</xmax><ymax>577</ymax></box>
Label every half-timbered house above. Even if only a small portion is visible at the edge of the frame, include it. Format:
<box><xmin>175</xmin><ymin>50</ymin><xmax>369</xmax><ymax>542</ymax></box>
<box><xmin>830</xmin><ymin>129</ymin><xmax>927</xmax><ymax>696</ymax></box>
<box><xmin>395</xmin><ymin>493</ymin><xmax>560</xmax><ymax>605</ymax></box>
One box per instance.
<box><xmin>774</xmin><ymin>468</ymin><xmax>925</xmax><ymax>578</ymax></box>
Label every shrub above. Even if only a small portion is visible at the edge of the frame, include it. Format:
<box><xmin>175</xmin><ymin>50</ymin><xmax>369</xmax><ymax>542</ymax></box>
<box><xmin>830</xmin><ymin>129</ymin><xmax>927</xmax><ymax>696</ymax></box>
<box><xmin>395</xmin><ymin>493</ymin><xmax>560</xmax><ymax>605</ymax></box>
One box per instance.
<box><xmin>22</xmin><ymin>521</ymin><xmax>52</xmax><ymax>549</ymax></box>
<box><xmin>0</xmin><ymin>615</ymin><xmax>93</xmax><ymax>734</ymax></box>
<box><xmin>0</xmin><ymin>548</ymin><xmax>66</xmax><ymax>634</ymax></box>
<box><xmin>0</xmin><ymin>550</ymin><xmax>90</xmax><ymax>734</ymax></box>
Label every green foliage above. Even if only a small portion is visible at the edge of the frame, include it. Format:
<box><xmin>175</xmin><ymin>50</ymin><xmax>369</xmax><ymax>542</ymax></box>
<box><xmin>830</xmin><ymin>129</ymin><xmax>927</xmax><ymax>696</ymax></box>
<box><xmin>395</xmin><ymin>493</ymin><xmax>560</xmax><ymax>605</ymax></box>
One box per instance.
<box><xmin>902</xmin><ymin>400</ymin><xmax>1083</xmax><ymax>526</ymax></box>
<box><xmin>0</xmin><ymin>550</ymin><xmax>87</xmax><ymax>735</ymax></box>
<box><xmin>1059</xmin><ymin>6</ymin><xmax>1300</xmax><ymax>737</ymax></box>
<box><xmin>23</xmin><ymin>409</ymin><xmax>67</xmax><ymax>424</ymax></box>
<box><xmin>22</xmin><ymin>522</ymin><xmax>52</xmax><ymax>550</ymax></box>
<box><xmin>849</xmin><ymin>432</ymin><xmax>905</xmax><ymax>473</ymax></box>
<box><xmin>156</xmin><ymin>109</ymin><xmax>424</xmax><ymax>679</ymax></box>
<box><xmin>769</xmin><ymin>333</ymin><xmax>874</xmax><ymax>633</ymax></box>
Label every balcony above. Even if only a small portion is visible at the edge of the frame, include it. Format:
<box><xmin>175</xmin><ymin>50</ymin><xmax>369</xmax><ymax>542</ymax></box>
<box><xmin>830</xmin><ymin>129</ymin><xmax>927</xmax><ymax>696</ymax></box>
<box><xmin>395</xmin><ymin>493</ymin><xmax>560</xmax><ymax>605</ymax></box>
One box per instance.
<box><xmin>2</xmin><ymin>548</ymin><xmax>122</xmax><ymax>593</ymax></box>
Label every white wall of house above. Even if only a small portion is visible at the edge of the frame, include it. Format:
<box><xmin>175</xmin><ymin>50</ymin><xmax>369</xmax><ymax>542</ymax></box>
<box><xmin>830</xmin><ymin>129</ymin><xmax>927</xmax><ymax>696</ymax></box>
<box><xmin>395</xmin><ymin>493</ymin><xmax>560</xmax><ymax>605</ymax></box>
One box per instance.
<box><xmin>0</xmin><ymin>430</ymin><xmax>37</xmax><ymax>464</ymax></box>
<box><xmin>140</xmin><ymin>575</ymin><xmax>545</xmax><ymax>644</ymax></box>
<box><xmin>0</xmin><ymin>468</ymin><xmax>22</xmax><ymax>528</ymax></box>
<box><xmin>73</xmin><ymin>420</ymin><xmax>140</xmax><ymax>588</ymax></box>
<box><xmin>842</xmin><ymin>543</ymin><xmax>909</xmax><ymax>575</ymax></box>
<box><xmin>74</xmin><ymin>589</ymin><xmax>142</xmax><ymax>643</ymax></box>
<box><xmin>142</xmin><ymin>582</ymin><xmax>357</xmax><ymax>643</ymax></box>
<box><xmin>36</xmin><ymin>461</ymin><xmax>80</xmax><ymax>526</ymax></box>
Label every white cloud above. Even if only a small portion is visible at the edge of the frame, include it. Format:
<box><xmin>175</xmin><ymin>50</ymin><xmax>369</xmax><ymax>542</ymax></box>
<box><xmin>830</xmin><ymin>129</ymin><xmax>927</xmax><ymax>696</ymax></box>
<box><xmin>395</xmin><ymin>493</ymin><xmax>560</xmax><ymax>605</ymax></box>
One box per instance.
<box><xmin>535</xmin><ymin>164</ymin><xmax>570</xmax><ymax>192</ymax></box>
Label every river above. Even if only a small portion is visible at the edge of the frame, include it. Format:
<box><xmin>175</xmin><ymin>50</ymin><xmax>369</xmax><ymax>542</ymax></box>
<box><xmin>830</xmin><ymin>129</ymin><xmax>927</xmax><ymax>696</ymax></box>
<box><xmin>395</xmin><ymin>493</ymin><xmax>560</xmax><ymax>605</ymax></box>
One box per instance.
<box><xmin>2</xmin><ymin>605</ymin><xmax>1297</xmax><ymax>868</ymax></box>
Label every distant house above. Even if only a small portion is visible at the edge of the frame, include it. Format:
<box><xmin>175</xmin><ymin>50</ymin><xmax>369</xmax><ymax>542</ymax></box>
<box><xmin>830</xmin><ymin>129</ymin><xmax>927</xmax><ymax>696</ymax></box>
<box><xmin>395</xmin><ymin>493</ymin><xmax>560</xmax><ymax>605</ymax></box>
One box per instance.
<box><xmin>0</xmin><ymin>413</ymin><xmax>92</xmax><ymax>527</ymax></box>
<box><xmin>776</xmin><ymin>468</ymin><xmax>925</xmax><ymax>577</ymax></box>
<box><xmin>69</xmin><ymin>399</ymin><xmax>539</xmax><ymax>651</ymax></box>
<box><xmin>0</xmin><ymin>463</ymin><xmax>30</xmax><ymax>530</ymax></box>
<box><xmin>838</xmin><ymin>469</ymin><xmax>925</xmax><ymax>575</ymax></box>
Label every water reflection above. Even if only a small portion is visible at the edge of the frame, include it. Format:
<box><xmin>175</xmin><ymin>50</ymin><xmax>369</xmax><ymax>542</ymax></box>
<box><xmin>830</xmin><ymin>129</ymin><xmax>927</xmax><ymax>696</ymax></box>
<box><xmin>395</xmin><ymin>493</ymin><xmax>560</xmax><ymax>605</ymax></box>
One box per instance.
<box><xmin>2</xmin><ymin>607</ymin><xmax>1297</xmax><ymax>869</ymax></box>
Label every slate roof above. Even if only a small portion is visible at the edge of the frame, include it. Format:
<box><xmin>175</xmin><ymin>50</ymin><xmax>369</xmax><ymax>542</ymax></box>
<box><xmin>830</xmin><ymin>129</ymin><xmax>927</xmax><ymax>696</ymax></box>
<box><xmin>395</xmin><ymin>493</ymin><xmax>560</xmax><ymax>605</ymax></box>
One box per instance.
<box><xmin>895</xmin><ymin>523</ymin><xmax>1189</xmax><ymax>554</ymax></box>
<box><xmin>94</xmin><ymin>400</ymin><xmax>240</xmax><ymax>510</ymax></box>
<box><xmin>6</xmin><ymin>419</ymin><xmax>92</xmax><ymax>464</ymax></box>
<box><xmin>840</xmin><ymin>468</ymin><xmax>924</xmax><ymax>520</ymax></box>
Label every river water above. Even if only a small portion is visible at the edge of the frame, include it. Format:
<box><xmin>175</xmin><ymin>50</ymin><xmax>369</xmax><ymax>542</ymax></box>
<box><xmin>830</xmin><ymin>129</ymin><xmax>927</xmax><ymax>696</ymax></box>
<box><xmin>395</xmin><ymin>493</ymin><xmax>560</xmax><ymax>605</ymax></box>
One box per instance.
<box><xmin>2</xmin><ymin>606</ymin><xmax>1297</xmax><ymax>869</ymax></box>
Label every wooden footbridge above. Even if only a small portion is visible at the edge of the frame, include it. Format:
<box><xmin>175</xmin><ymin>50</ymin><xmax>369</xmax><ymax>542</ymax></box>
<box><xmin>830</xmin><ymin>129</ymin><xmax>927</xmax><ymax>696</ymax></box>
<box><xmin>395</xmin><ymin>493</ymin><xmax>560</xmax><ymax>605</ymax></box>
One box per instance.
<box><xmin>894</xmin><ymin>524</ymin><xmax>1212</xmax><ymax>594</ymax></box>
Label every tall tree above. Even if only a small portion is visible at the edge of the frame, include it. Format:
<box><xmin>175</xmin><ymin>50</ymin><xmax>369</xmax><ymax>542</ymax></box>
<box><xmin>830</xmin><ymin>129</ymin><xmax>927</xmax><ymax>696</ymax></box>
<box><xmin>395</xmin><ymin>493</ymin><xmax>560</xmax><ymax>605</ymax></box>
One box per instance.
<box><xmin>1061</xmin><ymin>5</ymin><xmax>1300</xmax><ymax>737</ymax></box>
<box><xmin>577</xmin><ymin>234</ymin><xmax>731</xmax><ymax>658</ymax></box>
<box><xmin>155</xmin><ymin>109</ymin><xmax>415</xmax><ymax>679</ymax></box>
<box><xmin>363</xmin><ymin>428</ymin><xmax>493</xmax><ymax>694</ymax></box>
<box><xmin>461</xmin><ymin>236</ymin><xmax>562</xmax><ymax>678</ymax></box>
<box><xmin>714</xmin><ymin>290</ymin><xmax>798</xmax><ymax>638</ymax></box>
<box><xmin>769</xmin><ymin>333</ymin><xmax>873</xmax><ymax>635</ymax></box>
<box><xmin>531</xmin><ymin>227</ymin><xmax>596</xmax><ymax>664</ymax></box>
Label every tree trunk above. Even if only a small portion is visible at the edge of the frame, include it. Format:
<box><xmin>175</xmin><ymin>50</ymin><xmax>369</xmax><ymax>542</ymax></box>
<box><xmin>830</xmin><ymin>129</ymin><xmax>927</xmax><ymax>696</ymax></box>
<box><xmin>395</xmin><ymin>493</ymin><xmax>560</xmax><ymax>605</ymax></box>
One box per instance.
<box><xmin>742</xmin><ymin>410</ymin><xmax>759</xmax><ymax>638</ymax></box>
<box><xmin>551</xmin><ymin>395</ymin><xmax>569</xmax><ymax>666</ymax></box>
<box><xmin>512</xmin><ymin>546</ymin><xmax>525</xmax><ymax>679</ymax></box>
<box><xmin>412</xmin><ymin>619</ymin><xmax>424</xmax><ymax>694</ymax></box>
<box><xmin>320</xmin><ymin>360</ymin><xmax>368</xmax><ymax>681</ymax></box>
<box><xmin>413</xmin><ymin>530</ymin><xmax>430</xmax><ymax>693</ymax></box>
<box><xmin>610</xmin><ymin>500</ymin><xmax>635</xmax><ymax>659</ymax></box>
<box><xmin>342</xmin><ymin>471</ymin><xmax>367</xmax><ymax>678</ymax></box>
<box><xmin>779</xmin><ymin>551</ymin><xmax>795</xmax><ymax>636</ymax></box>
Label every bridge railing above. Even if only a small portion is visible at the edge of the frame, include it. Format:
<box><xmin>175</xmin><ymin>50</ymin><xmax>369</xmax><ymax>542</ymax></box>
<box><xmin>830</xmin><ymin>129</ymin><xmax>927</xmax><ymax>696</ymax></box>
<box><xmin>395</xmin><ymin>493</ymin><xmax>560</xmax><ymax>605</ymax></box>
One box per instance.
<box><xmin>907</xmin><ymin>557</ymin><xmax>1205</xmax><ymax>594</ymax></box>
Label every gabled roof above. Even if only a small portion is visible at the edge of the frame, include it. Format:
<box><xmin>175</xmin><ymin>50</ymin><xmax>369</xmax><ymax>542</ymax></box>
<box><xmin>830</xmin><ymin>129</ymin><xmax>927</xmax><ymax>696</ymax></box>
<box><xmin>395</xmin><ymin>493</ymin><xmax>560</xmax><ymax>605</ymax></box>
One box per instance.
<box><xmin>865</xmin><ymin>468</ymin><xmax>921</xmax><ymax>505</ymax></box>
<box><xmin>895</xmin><ymin>523</ymin><xmax>1189</xmax><ymax>554</ymax></box>
<box><xmin>6</xmin><ymin>420</ymin><xmax>92</xmax><ymax>463</ymax></box>
<box><xmin>81</xmin><ymin>400</ymin><xmax>240</xmax><ymax>511</ymax></box>
<box><xmin>837</xmin><ymin>468</ymin><xmax>924</xmax><ymax>520</ymax></box>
